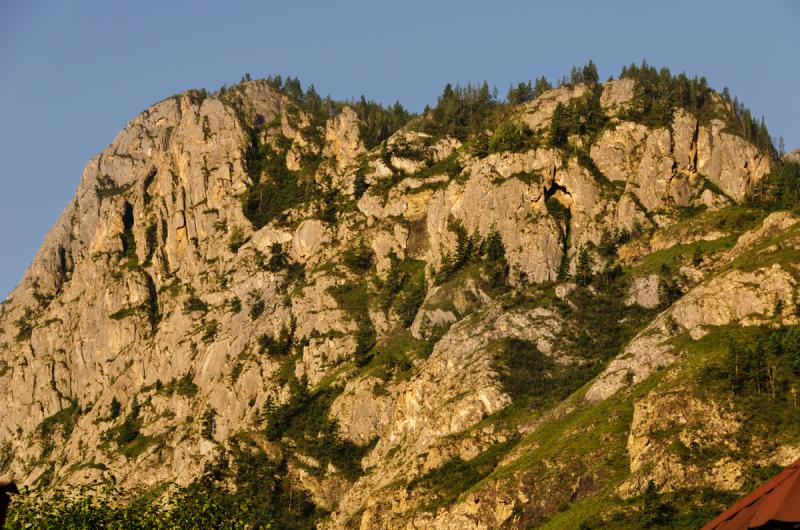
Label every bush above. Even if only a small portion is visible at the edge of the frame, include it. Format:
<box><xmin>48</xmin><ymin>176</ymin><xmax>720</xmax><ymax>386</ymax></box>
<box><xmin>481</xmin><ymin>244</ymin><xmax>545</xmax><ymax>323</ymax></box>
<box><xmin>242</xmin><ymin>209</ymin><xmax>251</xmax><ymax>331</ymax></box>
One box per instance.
<box><xmin>575</xmin><ymin>247</ymin><xmax>593</xmax><ymax>286</ymax></box>
<box><xmin>109</xmin><ymin>398</ymin><xmax>121</xmax><ymax>420</ymax></box>
<box><xmin>241</xmin><ymin>133</ymin><xmax>308</xmax><ymax>229</ymax></box>
<box><xmin>343</xmin><ymin>239</ymin><xmax>374</xmax><ymax>272</ymax></box>
<box><xmin>259</xmin><ymin>318</ymin><xmax>296</xmax><ymax>357</ymax></box>
<box><xmin>184</xmin><ymin>294</ymin><xmax>208</xmax><ymax>313</ymax></box>
<box><xmin>619</xmin><ymin>61</ymin><xmax>775</xmax><ymax>155</ymax></box>
<box><xmin>263</xmin><ymin>376</ymin><xmax>372</xmax><ymax>480</ymax></box>
<box><xmin>488</xmin><ymin>120</ymin><xmax>535</xmax><ymax>154</ymax></box>
<box><xmin>748</xmin><ymin>161</ymin><xmax>800</xmax><ymax>210</ymax></box>
<box><xmin>248</xmin><ymin>291</ymin><xmax>265</xmax><ymax>320</ymax></box>
<box><xmin>6</xmin><ymin>481</ymin><xmax>258</xmax><ymax>529</ymax></box>
<box><xmin>416</xmin><ymin>82</ymin><xmax>498</xmax><ymax>141</ymax></box>
<box><xmin>228</xmin><ymin>226</ymin><xmax>247</xmax><ymax>253</ymax></box>
<box><xmin>201</xmin><ymin>408</ymin><xmax>216</xmax><ymax>440</ymax></box>
<box><xmin>352</xmin><ymin>157</ymin><xmax>371</xmax><ymax>199</ymax></box>
<box><xmin>267</xmin><ymin>243</ymin><xmax>289</xmax><ymax>272</ymax></box>
<box><xmin>436</xmin><ymin>220</ymin><xmax>478</xmax><ymax>283</ymax></box>
<box><xmin>407</xmin><ymin>436</ymin><xmax>519</xmax><ymax>512</ymax></box>
<box><xmin>354</xmin><ymin>316</ymin><xmax>377</xmax><ymax>367</ymax></box>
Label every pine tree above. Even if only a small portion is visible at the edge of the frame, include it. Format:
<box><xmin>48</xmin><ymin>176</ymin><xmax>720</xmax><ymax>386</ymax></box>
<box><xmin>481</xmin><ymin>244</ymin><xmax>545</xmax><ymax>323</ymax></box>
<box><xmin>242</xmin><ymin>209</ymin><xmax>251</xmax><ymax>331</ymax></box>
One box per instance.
<box><xmin>582</xmin><ymin>60</ymin><xmax>599</xmax><ymax>85</ymax></box>
<box><xmin>109</xmin><ymin>397</ymin><xmax>121</xmax><ymax>419</ymax></box>
<box><xmin>575</xmin><ymin>247</ymin><xmax>593</xmax><ymax>286</ymax></box>
<box><xmin>549</xmin><ymin>103</ymin><xmax>569</xmax><ymax>148</ymax></box>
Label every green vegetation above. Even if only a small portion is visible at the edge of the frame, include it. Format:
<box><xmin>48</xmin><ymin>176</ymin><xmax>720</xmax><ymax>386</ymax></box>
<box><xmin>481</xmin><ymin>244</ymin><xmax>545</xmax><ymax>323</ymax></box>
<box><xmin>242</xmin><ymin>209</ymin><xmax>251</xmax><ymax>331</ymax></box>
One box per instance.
<box><xmin>549</xmin><ymin>85</ymin><xmax>607</xmax><ymax>148</ymax></box>
<box><xmin>407</xmin><ymin>436</ymin><xmax>519</xmax><ymax>512</ymax></box>
<box><xmin>14</xmin><ymin>307</ymin><xmax>35</xmax><ymax>341</ymax></box>
<box><xmin>342</xmin><ymin>238</ymin><xmax>374</xmax><ymax>272</ymax></box>
<box><xmin>380</xmin><ymin>256</ymin><xmax>427</xmax><ymax>327</ymax></box>
<box><xmin>358</xmin><ymin>329</ymin><xmax>433</xmax><ymax>380</ymax></box>
<box><xmin>262</xmin><ymin>375</ymin><xmax>373</xmax><ymax>480</ymax></box>
<box><xmin>748</xmin><ymin>160</ymin><xmax>800</xmax><ymax>210</ymax></box>
<box><xmin>201</xmin><ymin>408</ymin><xmax>216</xmax><ymax>440</ymax></box>
<box><xmin>99</xmin><ymin>397</ymin><xmax>159</xmax><ymax>460</ymax></box>
<box><xmin>6</xmin><ymin>481</ymin><xmax>256</xmax><ymax>530</ymax></box>
<box><xmin>709</xmin><ymin>325</ymin><xmax>800</xmax><ymax>404</ymax></box>
<box><xmin>505</xmin><ymin>76</ymin><xmax>552</xmax><ymax>105</ymax></box>
<box><xmin>487</xmin><ymin>120</ymin><xmax>537</xmax><ymax>154</ymax></box>
<box><xmin>619</xmin><ymin>61</ymin><xmax>775</xmax><ymax>155</ymax></box>
<box><xmin>353</xmin><ymin>96</ymin><xmax>412</xmax><ymax>149</ymax></box>
<box><xmin>38</xmin><ymin>401</ymin><xmax>80</xmax><ymax>458</ymax></box>
<box><xmin>95</xmin><ymin>176</ymin><xmax>133</xmax><ymax>200</ymax></box>
<box><xmin>120</xmin><ymin>202</ymin><xmax>137</xmax><ymax>263</ymax></box>
<box><xmin>436</xmin><ymin>220</ymin><xmax>478</xmax><ymax>282</ymax></box>
<box><xmin>266</xmin><ymin>242</ymin><xmax>289</xmax><ymax>271</ymax></box>
<box><xmin>328</xmin><ymin>280</ymin><xmax>377</xmax><ymax>367</ymax></box>
<box><xmin>109</xmin><ymin>398</ymin><xmax>121</xmax><ymax>420</ymax></box>
<box><xmin>248</xmin><ymin>290</ymin><xmax>265</xmax><ymax>320</ymax></box>
<box><xmin>435</xmin><ymin>221</ymin><xmax>510</xmax><ymax>292</ymax></box>
<box><xmin>228</xmin><ymin>226</ymin><xmax>247</xmax><ymax>253</ymax></box>
<box><xmin>258</xmin><ymin>318</ymin><xmax>296</xmax><ymax>357</ymax></box>
<box><xmin>353</xmin><ymin>159</ymin><xmax>370</xmax><ymax>199</ymax></box>
<box><xmin>415</xmin><ymin>82</ymin><xmax>499</xmax><ymax>141</ymax></box>
<box><xmin>241</xmin><ymin>131</ymin><xmax>309</xmax><ymax>229</ymax></box>
<box><xmin>354</xmin><ymin>315</ymin><xmax>377</xmax><ymax>367</ymax></box>
<box><xmin>575</xmin><ymin>247</ymin><xmax>594</xmax><ymax>286</ymax></box>
<box><xmin>414</xmin><ymin>151</ymin><xmax>463</xmax><ymax>181</ymax></box>
<box><xmin>158</xmin><ymin>372</ymin><xmax>199</xmax><ymax>398</ymax></box>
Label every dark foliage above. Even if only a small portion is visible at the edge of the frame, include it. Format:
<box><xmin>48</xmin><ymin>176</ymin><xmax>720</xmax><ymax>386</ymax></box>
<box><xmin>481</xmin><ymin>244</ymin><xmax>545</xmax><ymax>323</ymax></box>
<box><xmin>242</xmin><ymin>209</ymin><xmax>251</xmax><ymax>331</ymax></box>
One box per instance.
<box><xmin>353</xmin><ymin>96</ymin><xmax>412</xmax><ymax>149</ymax></box>
<box><xmin>747</xmin><ymin>161</ymin><xmax>800</xmax><ymax>210</ymax></box>
<box><xmin>487</xmin><ymin>120</ymin><xmax>537</xmax><ymax>154</ymax></box>
<box><xmin>263</xmin><ymin>376</ymin><xmax>373</xmax><ymax>480</ymax></box>
<box><xmin>343</xmin><ymin>239</ymin><xmax>375</xmax><ymax>272</ymax></box>
<box><xmin>417</xmin><ymin>82</ymin><xmax>499</xmax><ymax>141</ymax></box>
<box><xmin>407</xmin><ymin>436</ymin><xmax>519</xmax><ymax>512</ymax></box>
<box><xmin>267</xmin><ymin>242</ymin><xmax>289</xmax><ymax>272</ymax></box>
<box><xmin>619</xmin><ymin>61</ymin><xmax>775</xmax><ymax>155</ymax></box>
<box><xmin>259</xmin><ymin>318</ymin><xmax>296</xmax><ymax>357</ymax></box>
<box><xmin>241</xmin><ymin>131</ymin><xmax>309</xmax><ymax>229</ymax></box>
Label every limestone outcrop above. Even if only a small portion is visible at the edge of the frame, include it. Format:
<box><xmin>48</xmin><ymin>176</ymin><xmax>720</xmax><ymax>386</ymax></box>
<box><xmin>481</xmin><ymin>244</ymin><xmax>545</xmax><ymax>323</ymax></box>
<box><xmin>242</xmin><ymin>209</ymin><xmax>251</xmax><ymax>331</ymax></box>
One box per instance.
<box><xmin>0</xmin><ymin>76</ymin><xmax>788</xmax><ymax>528</ymax></box>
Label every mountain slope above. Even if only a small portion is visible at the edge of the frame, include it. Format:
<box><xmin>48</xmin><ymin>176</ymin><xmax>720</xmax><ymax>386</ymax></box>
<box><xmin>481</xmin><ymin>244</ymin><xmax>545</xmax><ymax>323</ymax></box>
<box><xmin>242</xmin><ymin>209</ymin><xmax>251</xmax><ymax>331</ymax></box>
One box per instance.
<box><xmin>2</xmin><ymin>66</ymin><xmax>798</xmax><ymax>528</ymax></box>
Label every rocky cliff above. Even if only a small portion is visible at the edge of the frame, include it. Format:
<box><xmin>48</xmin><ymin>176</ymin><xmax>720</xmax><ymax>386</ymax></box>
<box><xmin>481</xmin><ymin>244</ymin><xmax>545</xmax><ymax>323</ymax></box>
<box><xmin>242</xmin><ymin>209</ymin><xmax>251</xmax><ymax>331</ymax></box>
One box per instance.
<box><xmin>1</xmin><ymin>70</ymin><xmax>797</xmax><ymax>528</ymax></box>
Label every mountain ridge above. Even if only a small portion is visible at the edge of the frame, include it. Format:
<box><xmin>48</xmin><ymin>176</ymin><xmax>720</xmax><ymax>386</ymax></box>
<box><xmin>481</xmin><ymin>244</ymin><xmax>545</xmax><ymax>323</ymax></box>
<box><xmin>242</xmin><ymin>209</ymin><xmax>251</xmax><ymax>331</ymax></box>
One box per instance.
<box><xmin>2</xmin><ymin>64</ymin><xmax>799</xmax><ymax>528</ymax></box>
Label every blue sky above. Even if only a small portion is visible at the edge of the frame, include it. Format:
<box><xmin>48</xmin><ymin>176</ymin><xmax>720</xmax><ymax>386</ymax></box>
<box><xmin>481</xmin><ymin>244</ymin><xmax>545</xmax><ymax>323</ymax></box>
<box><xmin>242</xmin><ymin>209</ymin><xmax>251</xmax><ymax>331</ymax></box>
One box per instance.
<box><xmin>0</xmin><ymin>0</ymin><xmax>798</xmax><ymax>297</ymax></box>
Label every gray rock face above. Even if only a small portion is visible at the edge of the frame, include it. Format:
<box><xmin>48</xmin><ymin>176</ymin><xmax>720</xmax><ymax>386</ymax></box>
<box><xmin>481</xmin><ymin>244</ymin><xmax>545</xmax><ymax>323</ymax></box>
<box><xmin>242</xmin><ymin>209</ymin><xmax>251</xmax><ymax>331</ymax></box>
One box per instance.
<box><xmin>0</xmin><ymin>77</ymin><xmax>784</xmax><ymax>528</ymax></box>
<box><xmin>587</xmin><ymin>253</ymin><xmax>797</xmax><ymax>403</ymax></box>
<box><xmin>591</xmin><ymin>109</ymin><xmax>772</xmax><ymax>212</ymax></box>
<box><xmin>626</xmin><ymin>274</ymin><xmax>660</xmax><ymax>309</ymax></box>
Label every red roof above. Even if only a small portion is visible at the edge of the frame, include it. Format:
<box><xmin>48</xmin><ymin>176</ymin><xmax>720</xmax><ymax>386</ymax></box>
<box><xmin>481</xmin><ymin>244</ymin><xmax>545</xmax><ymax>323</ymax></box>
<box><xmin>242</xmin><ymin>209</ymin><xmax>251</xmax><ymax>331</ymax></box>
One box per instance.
<box><xmin>703</xmin><ymin>458</ymin><xmax>800</xmax><ymax>529</ymax></box>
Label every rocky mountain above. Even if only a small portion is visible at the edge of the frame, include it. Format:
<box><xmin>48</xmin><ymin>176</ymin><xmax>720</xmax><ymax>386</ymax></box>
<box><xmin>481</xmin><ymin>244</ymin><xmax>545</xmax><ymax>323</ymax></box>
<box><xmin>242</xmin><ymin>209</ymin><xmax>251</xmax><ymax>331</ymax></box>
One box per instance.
<box><xmin>1</xmin><ymin>65</ymin><xmax>799</xmax><ymax>528</ymax></box>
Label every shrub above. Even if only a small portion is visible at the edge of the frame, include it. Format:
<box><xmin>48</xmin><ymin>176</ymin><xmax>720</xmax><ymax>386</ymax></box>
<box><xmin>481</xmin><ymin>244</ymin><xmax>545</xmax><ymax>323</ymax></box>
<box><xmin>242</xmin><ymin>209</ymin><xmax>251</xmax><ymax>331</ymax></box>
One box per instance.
<box><xmin>248</xmin><ymin>291</ymin><xmax>265</xmax><ymax>320</ymax></box>
<box><xmin>407</xmin><ymin>436</ymin><xmax>519</xmax><ymax>512</ymax></box>
<box><xmin>263</xmin><ymin>376</ymin><xmax>373</xmax><ymax>480</ymax></box>
<box><xmin>228</xmin><ymin>226</ymin><xmax>247</xmax><ymax>253</ymax></box>
<box><xmin>109</xmin><ymin>398</ymin><xmax>121</xmax><ymax>420</ymax></box>
<box><xmin>416</xmin><ymin>82</ymin><xmax>498</xmax><ymax>141</ymax></box>
<box><xmin>201</xmin><ymin>408</ymin><xmax>216</xmax><ymax>440</ymax></box>
<box><xmin>229</xmin><ymin>297</ymin><xmax>242</xmax><ymax>314</ymax></box>
<box><xmin>353</xmin><ymin>162</ymin><xmax>370</xmax><ymax>199</ymax></box>
<box><xmin>184</xmin><ymin>294</ymin><xmax>208</xmax><ymax>313</ymax></box>
<box><xmin>354</xmin><ymin>316</ymin><xmax>377</xmax><ymax>367</ymax></box>
<box><xmin>175</xmin><ymin>373</ymin><xmax>199</xmax><ymax>397</ymax></box>
<box><xmin>488</xmin><ymin>120</ymin><xmax>535</xmax><ymax>154</ymax></box>
<box><xmin>343</xmin><ymin>239</ymin><xmax>374</xmax><ymax>272</ymax></box>
<box><xmin>258</xmin><ymin>318</ymin><xmax>296</xmax><ymax>357</ymax></box>
<box><xmin>267</xmin><ymin>243</ymin><xmax>289</xmax><ymax>272</ymax></box>
<box><xmin>575</xmin><ymin>247</ymin><xmax>593</xmax><ymax>286</ymax></box>
<box><xmin>14</xmin><ymin>308</ymin><xmax>35</xmax><ymax>342</ymax></box>
<box><xmin>241</xmin><ymin>133</ymin><xmax>308</xmax><ymax>229</ymax></box>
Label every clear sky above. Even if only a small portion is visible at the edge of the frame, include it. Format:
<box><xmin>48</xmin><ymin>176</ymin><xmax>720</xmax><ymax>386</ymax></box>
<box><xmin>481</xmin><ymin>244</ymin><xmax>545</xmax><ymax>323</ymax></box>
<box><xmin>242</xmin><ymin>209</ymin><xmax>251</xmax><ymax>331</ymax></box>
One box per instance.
<box><xmin>0</xmin><ymin>0</ymin><xmax>797</xmax><ymax>298</ymax></box>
